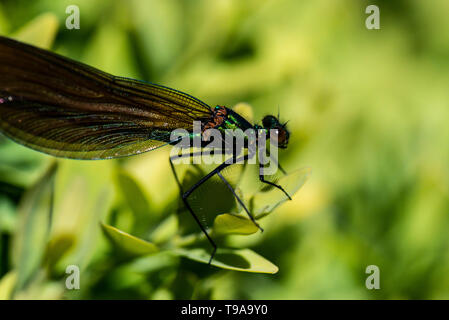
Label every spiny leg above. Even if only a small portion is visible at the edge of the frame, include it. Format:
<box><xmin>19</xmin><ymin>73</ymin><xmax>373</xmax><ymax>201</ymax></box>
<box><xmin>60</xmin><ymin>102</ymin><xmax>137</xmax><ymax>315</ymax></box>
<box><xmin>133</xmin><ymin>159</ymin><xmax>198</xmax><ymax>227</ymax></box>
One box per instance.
<box><xmin>278</xmin><ymin>163</ymin><xmax>287</xmax><ymax>175</ymax></box>
<box><xmin>269</xmin><ymin>153</ymin><xmax>287</xmax><ymax>175</ymax></box>
<box><xmin>169</xmin><ymin>150</ymin><xmax>205</xmax><ymax>195</ymax></box>
<box><xmin>259</xmin><ymin>163</ymin><xmax>292</xmax><ymax>200</ymax></box>
<box><xmin>181</xmin><ymin>193</ymin><xmax>217</xmax><ymax>265</ymax></box>
<box><xmin>175</xmin><ymin>154</ymin><xmax>250</xmax><ymax>264</ymax></box>
<box><xmin>169</xmin><ymin>149</ymin><xmax>230</xmax><ymax>264</ymax></box>
<box><xmin>169</xmin><ymin>148</ymin><xmax>226</xmax><ymax>196</ymax></box>
<box><xmin>216</xmin><ymin>171</ymin><xmax>263</xmax><ymax>232</ymax></box>
<box><xmin>182</xmin><ymin>153</ymin><xmax>249</xmax><ymax>199</ymax></box>
<box><xmin>168</xmin><ymin>150</ymin><xmax>218</xmax><ymax>263</ymax></box>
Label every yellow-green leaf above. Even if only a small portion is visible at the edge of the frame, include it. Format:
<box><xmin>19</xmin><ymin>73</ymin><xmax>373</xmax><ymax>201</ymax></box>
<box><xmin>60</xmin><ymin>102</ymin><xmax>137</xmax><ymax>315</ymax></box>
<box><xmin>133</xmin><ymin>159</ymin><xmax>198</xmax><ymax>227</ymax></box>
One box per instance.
<box><xmin>232</xmin><ymin>103</ymin><xmax>254</xmax><ymax>124</ymax></box>
<box><xmin>115</xmin><ymin>170</ymin><xmax>153</xmax><ymax>236</ymax></box>
<box><xmin>213</xmin><ymin>213</ymin><xmax>259</xmax><ymax>236</ymax></box>
<box><xmin>12</xmin><ymin>162</ymin><xmax>57</xmax><ymax>292</ymax></box>
<box><xmin>0</xmin><ymin>272</ymin><xmax>17</xmax><ymax>300</ymax></box>
<box><xmin>11</xmin><ymin>13</ymin><xmax>59</xmax><ymax>49</ymax></box>
<box><xmin>173</xmin><ymin>248</ymin><xmax>278</xmax><ymax>274</ymax></box>
<box><xmin>44</xmin><ymin>234</ymin><xmax>75</xmax><ymax>271</ymax></box>
<box><xmin>101</xmin><ymin>223</ymin><xmax>159</xmax><ymax>257</ymax></box>
<box><xmin>50</xmin><ymin>160</ymin><xmax>115</xmax><ymax>271</ymax></box>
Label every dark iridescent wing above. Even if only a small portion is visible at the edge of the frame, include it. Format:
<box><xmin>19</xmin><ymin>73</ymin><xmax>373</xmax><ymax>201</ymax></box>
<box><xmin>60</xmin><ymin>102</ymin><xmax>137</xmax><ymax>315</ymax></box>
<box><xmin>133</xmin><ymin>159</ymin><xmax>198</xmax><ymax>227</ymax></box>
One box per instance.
<box><xmin>0</xmin><ymin>36</ymin><xmax>212</xmax><ymax>159</ymax></box>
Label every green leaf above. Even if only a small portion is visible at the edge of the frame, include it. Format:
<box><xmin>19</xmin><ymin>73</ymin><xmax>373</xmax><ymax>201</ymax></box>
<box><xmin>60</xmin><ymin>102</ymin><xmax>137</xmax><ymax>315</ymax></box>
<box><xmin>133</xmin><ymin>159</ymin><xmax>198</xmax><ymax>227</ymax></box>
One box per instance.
<box><xmin>0</xmin><ymin>139</ymin><xmax>48</xmax><ymax>188</ymax></box>
<box><xmin>11</xmin><ymin>13</ymin><xmax>59</xmax><ymax>49</ymax></box>
<box><xmin>0</xmin><ymin>196</ymin><xmax>16</xmax><ymax>233</ymax></box>
<box><xmin>12</xmin><ymin>161</ymin><xmax>57</xmax><ymax>293</ymax></box>
<box><xmin>121</xmin><ymin>252</ymin><xmax>178</xmax><ymax>274</ymax></box>
<box><xmin>149</xmin><ymin>214</ymin><xmax>178</xmax><ymax>244</ymax></box>
<box><xmin>50</xmin><ymin>160</ymin><xmax>115</xmax><ymax>271</ymax></box>
<box><xmin>44</xmin><ymin>234</ymin><xmax>75</xmax><ymax>272</ymax></box>
<box><xmin>213</xmin><ymin>213</ymin><xmax>259</xmax><ymax>236</ymax></box>
<box><xmin>83</xmin><ymin>22</ymin><xmax>139</xmax><ymax>77</ymax></box>
<box><xmin>173</xmin><ymin>248</ymin><xmax>279</xmax><ymax>274</ymax></box>
<box><xmin>252</xmin><ymin>167</ymin><xmax>311</xmax><ymax>219</ymax></box>
<box><xmin>101</xmin><ymin>223</ymin><xmax>159</xmax><ymax>257</ymax></box>
<box><xmin>0</xmin><ymin>2</ymin><xmax>10</xmax><ymax>34</ymax></box>
<box><xmin>115</xmin><ymin>170</ymin><xmax>153</xmax><ymax>236</ymax></box>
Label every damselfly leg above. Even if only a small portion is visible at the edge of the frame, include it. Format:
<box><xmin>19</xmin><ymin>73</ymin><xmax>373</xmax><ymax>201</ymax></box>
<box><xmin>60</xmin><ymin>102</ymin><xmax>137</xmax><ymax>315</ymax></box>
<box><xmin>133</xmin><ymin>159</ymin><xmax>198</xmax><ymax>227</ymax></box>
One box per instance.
<box><xmin>169</xmin><ymin>152</ymin><xmax>262</xmax><ymax>264</ymax></box>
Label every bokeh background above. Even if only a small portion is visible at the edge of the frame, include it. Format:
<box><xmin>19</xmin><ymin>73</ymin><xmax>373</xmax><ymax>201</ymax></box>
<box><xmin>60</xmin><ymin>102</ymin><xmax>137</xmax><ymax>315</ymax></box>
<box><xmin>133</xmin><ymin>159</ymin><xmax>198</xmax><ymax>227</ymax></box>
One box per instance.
<box><xmin>1</xmin><ymin>0</ymin><xmax>449</xmax><ymax>299</ymax></box>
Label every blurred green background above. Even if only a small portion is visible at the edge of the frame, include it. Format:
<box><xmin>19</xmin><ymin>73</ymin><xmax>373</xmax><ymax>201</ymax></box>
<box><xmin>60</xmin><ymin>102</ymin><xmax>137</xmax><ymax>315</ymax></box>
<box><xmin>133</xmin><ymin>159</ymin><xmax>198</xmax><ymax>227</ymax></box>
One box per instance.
<box><xmin>1</xmin><ymin>0</ymin><xmax>449</xmax><ymax>299</ymax></box>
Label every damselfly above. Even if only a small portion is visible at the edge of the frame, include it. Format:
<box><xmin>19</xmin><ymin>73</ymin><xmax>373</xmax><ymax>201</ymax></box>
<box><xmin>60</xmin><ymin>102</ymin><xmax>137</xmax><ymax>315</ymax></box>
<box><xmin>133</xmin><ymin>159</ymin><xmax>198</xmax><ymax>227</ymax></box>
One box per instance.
<box><xmin>0</xmin><ymin>36</ymin><xmax>292</xmax><ymax>263</ymax></box>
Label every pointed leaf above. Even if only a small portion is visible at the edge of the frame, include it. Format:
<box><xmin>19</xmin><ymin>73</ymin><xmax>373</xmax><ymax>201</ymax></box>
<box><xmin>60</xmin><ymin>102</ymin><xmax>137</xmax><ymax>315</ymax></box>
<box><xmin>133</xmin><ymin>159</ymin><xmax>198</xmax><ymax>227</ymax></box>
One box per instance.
<box><xmin>44</xmin><ymin>234</ymin><xmax>75</xmax><ymax>272</ymax></box>
<box><xmin>252</xmin><ymin>167</ymin><xmax>311</xmax><ymax>219</ymax></box>
<box><xmin>173</xmin><ymin>248</ymin><xmax>278</xmax><ymax>274</ymax></box>
<box><xmin>101</xmin><ymin>223</ymin><xmax>159</xmax><ymax>257</ymax></box>
<box><xmin>12</xmin><ymin>13</ymin><xmax>59</xmax><ymax>49</ymax></box>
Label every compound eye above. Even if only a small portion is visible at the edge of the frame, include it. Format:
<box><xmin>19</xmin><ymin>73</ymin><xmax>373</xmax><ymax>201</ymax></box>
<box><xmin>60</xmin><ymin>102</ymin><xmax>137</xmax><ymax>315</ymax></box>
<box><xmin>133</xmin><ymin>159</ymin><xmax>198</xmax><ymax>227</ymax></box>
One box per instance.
<box><xmin>274</xmin><ymin>127</ymin><xmax>288</xmax><ymax>147</ymax></box>
<box><xmin>277</xmin><ymin>128</ymin><xmax>285</xmax><ymax>142</ymax></box>
<box><xmin>262</xmin><ymin>115</ymin><xmax>277</xmax><ymax>128</ymax></box>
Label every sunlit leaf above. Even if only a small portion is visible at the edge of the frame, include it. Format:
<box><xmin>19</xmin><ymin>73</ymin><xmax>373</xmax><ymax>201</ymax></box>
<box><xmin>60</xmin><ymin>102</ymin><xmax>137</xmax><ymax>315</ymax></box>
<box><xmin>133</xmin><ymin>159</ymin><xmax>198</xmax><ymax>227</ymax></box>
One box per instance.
<box><xmin>11</xmin><ymin>13</ymin><xmax>59</xmax><ymax>49</ymax></box>
<box><xmin>12</xmin><ymin>276</ymin><xmax>64</xmax><ymax>300</ymax></box>
<box><xmin>232</xmin><ymin>103</ymin><xmax>254</xmax><ymax>124</ymax></box>
<box><xmin>101</xmin><ymin>223</ymin><xmax>159</xmax><ymax>257</ymax></box>
<box><xmin>152</xmin><ymin>288</ymin><xmax>174</xmax><ymax>300</ymax></box>
<box><xmin>213</xmin><ymin>213</ymin><xmax>259</xmax><ymax>236</ymax></box>
<box><xmin>0</xmin><ymin>271</ymin><xmax>17</xmax><ymax>300</ymax></box>
<box><xmin>173</xmin><ymin>248</ymin><xmax>278</xmax><ymax>274</ymax></box>
<box><xmin>252</xmin><ymin>167</ymin><xmax>311</xmax><ymax>219</ymax></box>
<box><xmin>50</xmin><ymin>161</ymin><xmax>115</xmax><ymax>271</ymax></box>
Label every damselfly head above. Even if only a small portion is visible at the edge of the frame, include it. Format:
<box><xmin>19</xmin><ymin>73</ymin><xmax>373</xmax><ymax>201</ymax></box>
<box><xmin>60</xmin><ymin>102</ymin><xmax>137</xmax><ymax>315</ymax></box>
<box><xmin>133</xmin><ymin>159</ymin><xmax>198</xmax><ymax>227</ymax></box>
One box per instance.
<box><xmin>262</xmin><ymin>115</ymin><xmax>290</xmax><ymax>149</ymax></box>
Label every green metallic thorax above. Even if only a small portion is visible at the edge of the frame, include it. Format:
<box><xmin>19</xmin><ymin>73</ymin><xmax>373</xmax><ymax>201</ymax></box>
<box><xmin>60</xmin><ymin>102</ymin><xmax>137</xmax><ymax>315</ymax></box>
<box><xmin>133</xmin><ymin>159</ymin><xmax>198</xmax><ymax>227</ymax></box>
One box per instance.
<box><xmin>222</xmin><ymin>108</ymin><xmax>254</xmax><ymax>131</ymax></box>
